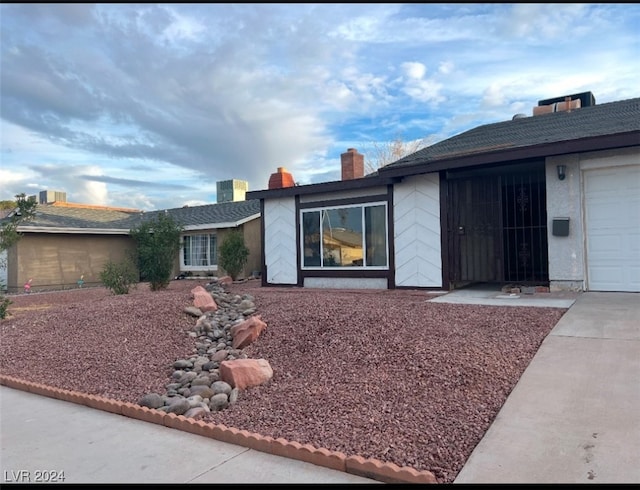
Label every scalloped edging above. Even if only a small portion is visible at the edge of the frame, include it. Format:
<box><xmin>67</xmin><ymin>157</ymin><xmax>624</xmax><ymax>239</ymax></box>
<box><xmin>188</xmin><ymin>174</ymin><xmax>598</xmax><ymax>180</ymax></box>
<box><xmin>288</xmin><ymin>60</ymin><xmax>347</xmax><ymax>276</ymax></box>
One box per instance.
<box><xmin>0</xmin><ymin>375</ymin><xmax>438</xmax><ymax>484</ymax></box>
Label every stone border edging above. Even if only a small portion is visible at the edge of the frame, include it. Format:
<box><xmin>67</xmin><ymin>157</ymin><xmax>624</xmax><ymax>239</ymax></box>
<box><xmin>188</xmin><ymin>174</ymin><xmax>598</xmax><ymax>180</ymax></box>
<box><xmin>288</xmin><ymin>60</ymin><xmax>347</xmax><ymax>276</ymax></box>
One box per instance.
<box><xmin>0</xmin><ymin>374</ymin><xmax>437</xmax><ymax>484</ymax></box>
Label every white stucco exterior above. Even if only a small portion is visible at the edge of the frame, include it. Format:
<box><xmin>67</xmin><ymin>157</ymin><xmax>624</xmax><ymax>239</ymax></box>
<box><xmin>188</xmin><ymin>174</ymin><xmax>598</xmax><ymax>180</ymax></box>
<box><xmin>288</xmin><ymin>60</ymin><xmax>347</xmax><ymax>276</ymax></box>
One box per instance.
<box><xmin>393</xmin><ymin>174</ymin><xmax>442</xmax><ymax>287</ymax></box>
<box><xmin>547</xmin><ymin>146</ymin><xmax>640</xmax><ymax>292</ymax></box>
<box><xmin>264</xmin><ymin>197</ymin><xmax>297</xmax><ymax>285</ymax></box>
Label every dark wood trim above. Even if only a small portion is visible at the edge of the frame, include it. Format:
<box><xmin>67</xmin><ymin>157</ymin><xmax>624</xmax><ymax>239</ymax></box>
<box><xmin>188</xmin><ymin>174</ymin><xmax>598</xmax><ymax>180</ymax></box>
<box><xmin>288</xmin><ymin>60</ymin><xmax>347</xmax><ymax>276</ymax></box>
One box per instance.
<box><xmin>395</xmin><ymin>285</ymin><xmax>445</xmax><ymax>291</ymax></box>
<box><xmin>259</xmin><ymin>199</ymin><xmax>267</xmax><ymax>287</ymax></box>
<box><xmin>295</xmin><ymin>195</ymin><xmax>302</xmax><ymax>287</ymax></box>
<box><xmin>300</xmin><ymin>269</ymin><xmax>391</xmax><ymax>279</ymax></box>
<box><xmin>258</xmin><ymin>282</ymin><xmax>299</xmax><ymax>289</ymax></box>
<box><xmin>386</xmin><ymin>184</ymin><xmax>396</xmax><ymax>289</ymax></box>
<box><xmin>298</xmin><ymin>193</ymin><xmax>389</xmax><ymax>209</ymax></box>
<box><xmin>439</xmin><ymin>171</ymin><xmax>450</xmax><ymax>291</ymax></box>
<box><xmin>247</xmin><ymin>175</ymin><xmax>394</xmax><ymax>200</ymax></box>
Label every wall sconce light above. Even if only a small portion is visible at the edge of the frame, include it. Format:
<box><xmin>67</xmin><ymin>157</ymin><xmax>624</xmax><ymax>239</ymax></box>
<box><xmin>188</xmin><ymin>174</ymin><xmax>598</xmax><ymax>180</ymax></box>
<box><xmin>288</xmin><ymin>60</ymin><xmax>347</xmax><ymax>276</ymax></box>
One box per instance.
<box><xmin>557</xmin><ymin>165</ymin><xmax>566</xmax><ymax>181</ymax></box>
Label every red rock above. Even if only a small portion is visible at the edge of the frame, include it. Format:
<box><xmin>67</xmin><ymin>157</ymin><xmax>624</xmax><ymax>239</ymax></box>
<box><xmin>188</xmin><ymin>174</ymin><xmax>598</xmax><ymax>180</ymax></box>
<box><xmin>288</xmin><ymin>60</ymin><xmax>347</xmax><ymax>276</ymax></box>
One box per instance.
<box><xmin>218</xmin><ymin>276</ymin><xmax>233</xmax><ymax>287</ymax></box>
<box><xmin>220</xmin><ymin>359</ymin><xmax>273</xmax><ymax>390</ymax></box>
<box><xmin>230</xmin><ymin>316</ymin><xmax>267</xmax><ymax>349</ymax></box>
<box><xmin>191</xmin><ymin>286</ymin><xmax>218</xmax><ymax>312</ymax></box>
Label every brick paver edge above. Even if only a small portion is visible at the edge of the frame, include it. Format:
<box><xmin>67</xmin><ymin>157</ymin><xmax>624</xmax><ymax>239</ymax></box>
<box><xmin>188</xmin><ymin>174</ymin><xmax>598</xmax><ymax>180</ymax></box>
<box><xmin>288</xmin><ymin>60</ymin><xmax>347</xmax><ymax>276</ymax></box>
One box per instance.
<box><xmin>0</xmin><ymin>375</ymin><xmax>438</xmax><ymax>484</ymax></box>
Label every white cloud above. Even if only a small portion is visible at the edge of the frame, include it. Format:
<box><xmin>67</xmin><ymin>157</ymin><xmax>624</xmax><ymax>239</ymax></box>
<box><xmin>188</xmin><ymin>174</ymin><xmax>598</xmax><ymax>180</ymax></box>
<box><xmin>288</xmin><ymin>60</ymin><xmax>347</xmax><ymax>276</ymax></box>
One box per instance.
<box><xmin>161</xmin><ymin>7</ymin><xmax>205</xmax><ymax>44</ymax></box>
<box><xmin>438</xmin><ymin>61</ymin><xmax>454</xmax><ymax>75</ymax></box>
<box><xmin>0</xmin><ymin>3</ymin><xmax>638</xmax><ymax>210</ymax></box>
<box><xmin>402</xmin><ymin>62</ymin><xmax>427</xmax><ymax>80</ymax></box>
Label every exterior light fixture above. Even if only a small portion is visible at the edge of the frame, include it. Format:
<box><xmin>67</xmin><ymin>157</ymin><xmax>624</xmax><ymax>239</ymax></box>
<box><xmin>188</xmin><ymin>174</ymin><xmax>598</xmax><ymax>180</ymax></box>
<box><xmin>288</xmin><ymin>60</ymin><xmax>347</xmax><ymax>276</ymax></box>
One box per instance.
<box><xmin>557</xmin><ymin>165</ymin><xmax>566</xmax><ymax>181</ymax></box>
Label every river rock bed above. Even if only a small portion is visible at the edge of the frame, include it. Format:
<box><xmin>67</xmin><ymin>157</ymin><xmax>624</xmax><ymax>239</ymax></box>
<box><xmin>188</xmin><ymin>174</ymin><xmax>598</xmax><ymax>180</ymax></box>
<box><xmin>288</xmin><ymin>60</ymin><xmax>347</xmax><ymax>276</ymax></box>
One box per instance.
<box><xmin>137</xmin><ymin>280</ymin><xmax>259</xmax><ymax>417</ymax></box>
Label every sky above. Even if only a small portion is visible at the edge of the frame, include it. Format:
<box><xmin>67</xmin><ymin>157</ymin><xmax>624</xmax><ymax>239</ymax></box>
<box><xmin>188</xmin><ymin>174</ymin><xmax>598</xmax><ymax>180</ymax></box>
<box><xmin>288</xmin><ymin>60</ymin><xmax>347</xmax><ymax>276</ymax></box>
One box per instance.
<box><xmin>1</xmin><ymin>3</ymin><xmax>639</xmax><ymax>211</ymax></box>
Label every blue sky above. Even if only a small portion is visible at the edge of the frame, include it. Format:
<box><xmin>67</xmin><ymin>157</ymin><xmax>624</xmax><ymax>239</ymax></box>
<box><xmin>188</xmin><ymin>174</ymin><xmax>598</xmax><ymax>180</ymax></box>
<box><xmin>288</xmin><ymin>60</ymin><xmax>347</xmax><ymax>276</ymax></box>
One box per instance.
<box><xmin>1</xmin><ymin>3</ymin><xmax>639</xmax><ymax>211</ymax></box>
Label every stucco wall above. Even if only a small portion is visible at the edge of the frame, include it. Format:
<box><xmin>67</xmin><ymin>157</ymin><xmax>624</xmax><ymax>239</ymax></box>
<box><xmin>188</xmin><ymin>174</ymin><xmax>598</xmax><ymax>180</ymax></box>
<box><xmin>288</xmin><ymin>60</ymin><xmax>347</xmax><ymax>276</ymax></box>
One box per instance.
<box><xmin>546</xmin><ymin>146</ymin><xmax>640</xmax><ymax>292</ymax></box>
<box><xmin>264</xmin><ymin>197</ymin><xmax>297</xmax><ymax>285</ymax></box>
<box><xmin>546</xmin><ymin>154</ymin><xmax>585</xmax><ymax>291</ymax></box>
<box><xmin>215</xmin><ymin>220</ymin><xmax>262</xmax><ymax>280</ymax></box>
<box><xmin>7</xmin><ymin>233</ymin><xmax>136</xmax><ymax>293</ymax></box>
<box><xmin>242</xmin><ymin>218</ymin><xmax>262</xmax><ymax>277</ymax></box>
<box><xmin>393</xmin><ymin>173</ymin><xmax>441</xmax><ymax>287</ymax></box>
<box><xmin>304</xmin><ymin>277</ymin><xmax>388</xmax><ymax>289</ymax></box>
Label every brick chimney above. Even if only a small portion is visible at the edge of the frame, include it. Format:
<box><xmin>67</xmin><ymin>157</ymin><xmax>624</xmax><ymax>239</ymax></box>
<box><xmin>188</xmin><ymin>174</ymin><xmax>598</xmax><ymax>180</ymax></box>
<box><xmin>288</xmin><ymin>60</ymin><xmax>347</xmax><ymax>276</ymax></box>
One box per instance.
<box><xmin>341</xmin><ymin>148</ymin><xmax>364</xmax><ymax>180</ymax></box>
<box><xmin>268</xmin><ymin>167</ymin><xmax>295</xmax><ymax>189</ymax></box>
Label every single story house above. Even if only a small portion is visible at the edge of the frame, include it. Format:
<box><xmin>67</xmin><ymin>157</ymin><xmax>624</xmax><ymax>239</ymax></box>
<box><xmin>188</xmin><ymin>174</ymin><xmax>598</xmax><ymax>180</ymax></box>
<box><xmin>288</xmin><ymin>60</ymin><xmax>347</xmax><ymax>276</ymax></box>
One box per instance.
<box><xmin>247</xmin><ymin>91</ymin><xmax>639</xmax><ymax>293</ymax></box>
<box><xmin>2</xmin><ymin>195</ymin><xmax>261</xmax><ymax>293</ymax></box>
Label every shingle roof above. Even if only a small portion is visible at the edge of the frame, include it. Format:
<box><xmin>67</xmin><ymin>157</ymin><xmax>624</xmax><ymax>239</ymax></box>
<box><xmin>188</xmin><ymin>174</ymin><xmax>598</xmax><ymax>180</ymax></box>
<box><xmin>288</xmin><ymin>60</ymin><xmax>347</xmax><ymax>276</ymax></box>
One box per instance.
<box><xmin>142</xmin><ymin>200</ymin><xmax>261</xmax><ymax>228</ymax></box>
<box><xmin>12</xmin><ymin>199</ymin><xmax>261</xmax><ymax>233</ymax></box>
<box><xmin>382</xmin><ymin>97</ymin><xmax>640</xmax><ymax>172</ymax></box>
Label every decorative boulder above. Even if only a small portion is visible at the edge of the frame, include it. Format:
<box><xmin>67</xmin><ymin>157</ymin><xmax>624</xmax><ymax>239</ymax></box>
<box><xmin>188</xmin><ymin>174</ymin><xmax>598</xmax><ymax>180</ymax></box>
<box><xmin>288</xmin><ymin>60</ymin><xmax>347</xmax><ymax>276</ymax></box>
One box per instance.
<box><xmin>218</xmin><ymin>276</ymin><xmax>233</xmax><ymax>287</ymax></box>
<box><xmin>230</xmin><ymin>315</ymin><xmax>267</xmax><ymax>349</ymax></box>
<box><xmin>191</xmin><ymin>286</ymin><xmax>218</xmax><ymax>312</ymax></box>
<box><xmin>220</xmin><ymin>359</ymin><xmax>273</xmax><ymax>390</ymax></box>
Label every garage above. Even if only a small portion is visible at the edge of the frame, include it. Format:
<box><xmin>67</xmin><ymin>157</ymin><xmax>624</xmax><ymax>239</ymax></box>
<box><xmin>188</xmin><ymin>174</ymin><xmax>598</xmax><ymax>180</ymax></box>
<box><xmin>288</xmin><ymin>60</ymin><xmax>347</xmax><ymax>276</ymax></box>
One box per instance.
<box><xmin>584</xmin><ymin>165</ymin><xmax>640</xmax><ymax>292</ymax></box>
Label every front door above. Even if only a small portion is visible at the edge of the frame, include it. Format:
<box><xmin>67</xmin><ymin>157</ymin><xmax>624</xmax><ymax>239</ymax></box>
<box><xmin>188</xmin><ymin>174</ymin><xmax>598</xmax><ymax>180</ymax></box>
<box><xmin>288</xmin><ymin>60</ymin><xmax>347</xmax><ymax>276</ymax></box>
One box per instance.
<box><xmin>446</xmin><ymin>163</ymin><xmax>548</xmax><ymax>287</ymax></box>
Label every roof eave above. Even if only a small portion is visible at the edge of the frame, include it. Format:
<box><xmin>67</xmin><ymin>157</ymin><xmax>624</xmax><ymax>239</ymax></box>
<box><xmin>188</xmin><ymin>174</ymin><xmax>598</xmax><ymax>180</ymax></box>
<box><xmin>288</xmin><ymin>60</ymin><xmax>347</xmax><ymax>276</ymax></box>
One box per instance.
<box><xmin>182</xmin><ymin>213</ymin><xmax>260</xmax><ymax>231</ymax></box>
<box><xmin>16</xmin><ymin>227</ymin><xmax>131</xmax><ymax>234</ymax></box>
<box><xmin>16</xmin><ymin>213</ymin><xmax>261</xmax><ymax>234</ymax></box>
<box><xmin>379</xmin><ymin>131</ymin><xmax>640</xmax><ymax>179</ymax></box>
<box><xmin>247</xmin><ymin>174</ymin><xmax>393</xmax><ymax>200</ymax></box>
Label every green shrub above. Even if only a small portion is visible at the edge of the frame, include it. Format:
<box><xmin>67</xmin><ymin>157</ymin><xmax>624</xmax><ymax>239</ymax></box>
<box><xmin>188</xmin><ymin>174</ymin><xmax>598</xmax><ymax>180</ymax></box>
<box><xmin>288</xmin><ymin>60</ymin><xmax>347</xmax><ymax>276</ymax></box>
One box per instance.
<box><xmin>130</xmin><ymin>213</ymin><xmax>182</xmax><ymax>291</ymax></box>
<box><xmin>218</xmin><ymin>229</ymin><xmax>249</xmax><ymax>281</ymax></box>
<box><xmin>100</xmin><ymin>259</ymin><xmax>139</xmax><ymax>295</ymax></box>
<box><xmin>0</xmin><ymin>293</ymin><xmax>11</xmax><ymax>320</ymax></box>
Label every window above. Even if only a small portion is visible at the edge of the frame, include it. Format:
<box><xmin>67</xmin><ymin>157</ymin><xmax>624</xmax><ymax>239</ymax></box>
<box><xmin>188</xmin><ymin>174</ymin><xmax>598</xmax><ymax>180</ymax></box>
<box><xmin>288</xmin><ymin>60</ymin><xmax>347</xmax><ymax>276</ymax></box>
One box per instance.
<box><xmin>182</xmin><ymin>234</ymin><xmax>217</xmax><ymax>269</ymax></box>
<box><xmin>301</xmin><ymin>203</ymin><xmax>388</xmax><ymax>268</ymax></box>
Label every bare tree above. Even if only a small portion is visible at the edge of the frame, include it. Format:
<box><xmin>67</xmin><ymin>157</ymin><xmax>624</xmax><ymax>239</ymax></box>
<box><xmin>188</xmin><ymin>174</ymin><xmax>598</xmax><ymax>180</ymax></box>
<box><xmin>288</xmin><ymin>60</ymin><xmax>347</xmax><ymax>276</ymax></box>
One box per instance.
<box><xmin>360</xmin><ymin>134</ymin><xmax>431</xmax><ymax>174</ymax></box>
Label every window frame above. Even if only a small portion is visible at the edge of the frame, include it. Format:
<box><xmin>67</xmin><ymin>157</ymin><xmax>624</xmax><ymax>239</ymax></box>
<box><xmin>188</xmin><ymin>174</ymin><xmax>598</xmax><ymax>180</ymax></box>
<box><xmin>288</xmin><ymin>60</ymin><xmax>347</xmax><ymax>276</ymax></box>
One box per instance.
<box><xmin>181</xmin><ymin>232</ymin><xmax>218</xmax><ymax>272</ymax></box>
<box><xmin>300</xmin><ymin>201</ymin><xmax>389</xmax><ymax>270</ymax></box>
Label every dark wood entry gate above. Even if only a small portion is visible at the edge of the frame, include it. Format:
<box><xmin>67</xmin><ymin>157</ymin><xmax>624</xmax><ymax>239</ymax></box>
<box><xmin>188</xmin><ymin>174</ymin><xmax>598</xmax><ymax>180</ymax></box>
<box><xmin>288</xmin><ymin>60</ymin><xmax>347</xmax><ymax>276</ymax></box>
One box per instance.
<box><xmin>446</xmin><ymin>163</ymin><xmax>549</xmax><ymax>287</ymax></box>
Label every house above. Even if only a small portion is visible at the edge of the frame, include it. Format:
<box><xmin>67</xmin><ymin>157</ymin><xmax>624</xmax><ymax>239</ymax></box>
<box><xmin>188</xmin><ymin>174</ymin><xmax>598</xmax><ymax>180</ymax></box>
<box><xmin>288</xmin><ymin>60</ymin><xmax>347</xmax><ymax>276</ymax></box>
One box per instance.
<box><xmin>247</xmin><ymin>92</ymin><xmax>640</xmax><ymax>293</ymax></box>
<box><xmin>2</xmin><ymin>187</ymin><xmax>261</xmax><ymax>293</ymax></box>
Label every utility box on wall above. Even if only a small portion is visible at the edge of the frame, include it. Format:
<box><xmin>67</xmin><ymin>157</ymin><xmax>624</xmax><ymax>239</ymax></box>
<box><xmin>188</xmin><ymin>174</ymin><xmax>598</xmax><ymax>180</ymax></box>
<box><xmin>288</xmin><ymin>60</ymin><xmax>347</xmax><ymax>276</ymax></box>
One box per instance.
<box><xmin>552</xmin><ymin>217</ymin><xmax>570</xmax><ymax>237</ymax></box>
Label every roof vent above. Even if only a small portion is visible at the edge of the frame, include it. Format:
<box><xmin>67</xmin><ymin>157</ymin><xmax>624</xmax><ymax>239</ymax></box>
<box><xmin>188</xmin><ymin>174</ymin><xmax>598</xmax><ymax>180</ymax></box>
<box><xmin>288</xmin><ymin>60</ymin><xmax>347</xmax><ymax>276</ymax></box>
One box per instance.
<box><xmin>512</xmin><ymin>113</ymin><xmax>527</xmax><ymax>120</ymax></box>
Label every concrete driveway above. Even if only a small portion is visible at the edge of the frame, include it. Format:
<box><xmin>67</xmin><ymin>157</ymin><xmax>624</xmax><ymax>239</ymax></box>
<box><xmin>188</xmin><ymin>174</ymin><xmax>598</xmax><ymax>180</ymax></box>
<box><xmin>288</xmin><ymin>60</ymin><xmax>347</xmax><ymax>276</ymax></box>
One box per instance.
<box><xmin>453</xmin><ymin>291</ymin><xmax>640</xmax><ymax>484</ymax></box>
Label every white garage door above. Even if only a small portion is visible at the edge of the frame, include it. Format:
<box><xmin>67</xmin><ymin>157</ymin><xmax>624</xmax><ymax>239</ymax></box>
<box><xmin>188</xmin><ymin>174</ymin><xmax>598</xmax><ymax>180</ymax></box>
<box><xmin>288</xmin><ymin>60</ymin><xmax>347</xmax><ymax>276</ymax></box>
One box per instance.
<box><xmin>584</xmin><ymin>165</ymin><xmax>640</xmax><ymax>292</ymax></box>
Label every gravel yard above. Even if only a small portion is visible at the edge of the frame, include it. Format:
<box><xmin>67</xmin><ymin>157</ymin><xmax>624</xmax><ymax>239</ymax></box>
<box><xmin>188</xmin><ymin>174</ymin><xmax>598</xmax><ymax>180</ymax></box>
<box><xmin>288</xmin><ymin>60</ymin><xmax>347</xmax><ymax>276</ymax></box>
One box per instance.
<box><xmin>0</xmin><ymin>279</ymin><xmax>567</xmax><ymax>483</ymax></box>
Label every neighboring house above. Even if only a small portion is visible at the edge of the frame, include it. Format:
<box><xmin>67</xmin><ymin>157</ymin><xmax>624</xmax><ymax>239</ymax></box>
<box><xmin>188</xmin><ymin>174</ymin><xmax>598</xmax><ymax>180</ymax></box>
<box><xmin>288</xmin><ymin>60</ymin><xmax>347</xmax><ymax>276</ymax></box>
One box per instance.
<box><xmin>2</xmin><ymin>193</ymin><xmax>261</xmax><ymax>293</ymax></box>
<box><xmin>247</xmin><ymin>92</ymin><xmax>640</xmax><ymax>293</ymax></box>
<box><xmin>0</xmin><ymin>208</ymin><xmax>11</xmax><ymax>289</ymax></box>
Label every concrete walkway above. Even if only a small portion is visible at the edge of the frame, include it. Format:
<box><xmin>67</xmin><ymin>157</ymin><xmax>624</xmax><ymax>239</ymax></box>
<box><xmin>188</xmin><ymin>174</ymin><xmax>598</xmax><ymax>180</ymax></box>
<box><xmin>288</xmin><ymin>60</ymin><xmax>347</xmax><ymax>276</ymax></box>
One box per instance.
<box><xmin>453</xmin><ymin>291</ymin><xmax>640</xmax><ymax>484</ymax></box>
<box><xmin>0</xmin><ymin>386</ymin><xmax>378</xmax><ymax>484</ymax></box>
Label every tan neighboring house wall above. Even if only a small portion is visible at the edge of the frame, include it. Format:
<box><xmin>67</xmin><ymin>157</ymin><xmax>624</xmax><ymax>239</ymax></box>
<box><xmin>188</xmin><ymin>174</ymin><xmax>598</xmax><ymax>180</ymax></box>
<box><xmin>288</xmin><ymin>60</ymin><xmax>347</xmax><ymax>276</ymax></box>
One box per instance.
<box><xmin>242</xmin><ymin>217</ymin><xmax>262</xmax><ymax>277</ymax></box>
<box><xmin>7</xmin><ymin>233</ymin><xmax>136</xmax><ymax>293</ymax></box>
<box><xmin>186</xmin><ymin>219</ymin><xmax>261</xmax><ymax>280</ymax></box>
<box><xmin>3</xmin><ymin>197</ymin><xmax>262</xmax><ymax>292</ymax></box>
